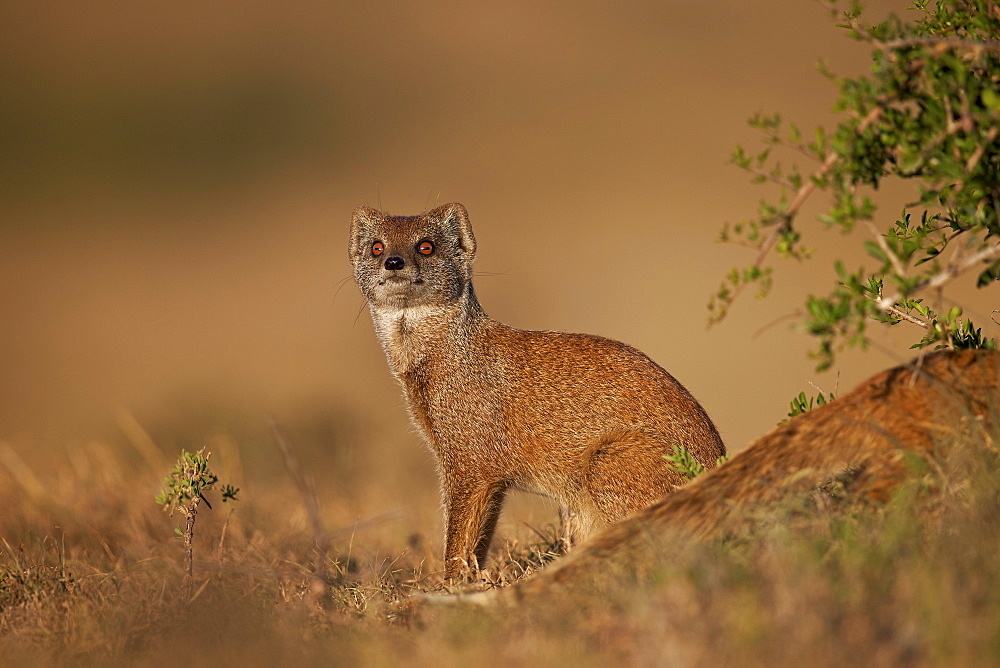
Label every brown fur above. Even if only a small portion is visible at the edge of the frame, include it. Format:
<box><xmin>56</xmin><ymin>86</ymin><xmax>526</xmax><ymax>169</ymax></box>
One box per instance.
<box><xmin>349</xmin><ymin>203</ymin><xmax>726</xmax><ymax>578</ymax></box>
<box><xmin>507</xmin><ymin>348</ymin><xmax>999</xmax><ymax>598</ymax></box>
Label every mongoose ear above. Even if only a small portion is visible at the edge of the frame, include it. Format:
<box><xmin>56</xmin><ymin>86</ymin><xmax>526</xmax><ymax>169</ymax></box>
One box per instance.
<box><xmin>430</xmin><ymin>203</ymin><xmax>476</xmax><ymax>258</ymax></box>
<box><xmin>350</xmin><ymin>206</ymin><xmax>382</xmax><ymax>259</ymax></box>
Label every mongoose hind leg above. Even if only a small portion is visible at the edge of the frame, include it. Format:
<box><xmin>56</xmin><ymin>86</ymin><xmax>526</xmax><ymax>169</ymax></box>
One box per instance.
<box><xmin>442</xmin><ymin>479</ymin><xmax>508</xmax><ymax>580</ymax></box>
<box><xmin>558</xmin><ymin>504</ymin><xmax>582</xmax><ymax>551</ymax></box>
<box><xmin>583</xmin><ymin>431</ymin><xmax>685</xmax><ymax>524</ymax></box>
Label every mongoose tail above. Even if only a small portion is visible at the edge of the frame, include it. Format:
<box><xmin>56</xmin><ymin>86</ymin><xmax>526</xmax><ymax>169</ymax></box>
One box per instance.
<box><xmin>512</xmin><ymin>348</ymin><xmax>999</xmax><ymax>595</ymax></box>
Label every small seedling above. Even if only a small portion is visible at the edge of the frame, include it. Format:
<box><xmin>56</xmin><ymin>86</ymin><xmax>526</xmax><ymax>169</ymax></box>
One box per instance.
<box><xmin>785</xmin><ymin>390</ymin><xmax>837</xmax><ymax>421</ymax></box>
<box><xmin>665</xmin><ymin>445</ymin><xmax>728</xmax><ymax>482</ymax></box>
<box><xmin>155</xmin><ymin>448</ymin><xmax>238</xmax><ymax>579</ymax></box>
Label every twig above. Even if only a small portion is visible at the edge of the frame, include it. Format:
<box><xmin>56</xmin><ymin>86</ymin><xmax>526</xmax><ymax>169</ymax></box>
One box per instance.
<box><xmin>807</xmin><ymin>377</ymin><xmax>837</xmax><ymax>399</ymax></box>
<box><xmin>966</xmin><ymin>126</ymin><xmax>999</xmax><ymax>173</ymax></box>
<box><xmin>877</xmin><ymin>242</ymin><xmax>1000</xmax><ymax>311</ymax></box>
<box><xmin>882</xmin><ymin>302</ymin><xmax>930</xmax><ymax>328</ymax></box>
<box><xmin>188</xmin><ymin>578</ymin><xmax>211</xmax><ymax>605</ymax></box>
<box><xmin>770</xmin><ymin>130</ymin><xmax>827</xmax><ymax>163</ymax></box>
<box><xmin>864</xmin><ymin>218</ymin><xmax>907</xmax><ymax>277</ymax></box>
<box><xmin>746</xmin><ymin>150</ymin><xmax>839</xmax><ymax>276</ymax></box>
<box><xmin>752</xmin><ymin>311</ymin><xmax>802</xmax><ymax>338</ymax></box>
<box><xmin>877</xmin><ymin>35</ymin><xmax>1000</xmax><ymax>53</ymax></box>
<box><xmin>747</xmin><ymin>165</ymin><xmax>797</xmax><ymax>190</ymax></box>
<box><xmin>847</xmin><ymin>15</ymin><xmax>1000</xmax><ymax>53</ymax></box>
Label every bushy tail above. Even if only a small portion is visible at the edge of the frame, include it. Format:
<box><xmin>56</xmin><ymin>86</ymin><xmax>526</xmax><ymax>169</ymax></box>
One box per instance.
<box><xmin>515</xmin><ymin>349</ymin><xmax>999</xmax><ymax>595</ymax></box>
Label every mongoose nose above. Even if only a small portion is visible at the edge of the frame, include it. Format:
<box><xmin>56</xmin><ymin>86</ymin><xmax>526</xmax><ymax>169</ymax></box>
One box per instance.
<box><xmin>384</xmin><ymin>256</ymin><xmax>405</xmax><ymax>271</ymax></box>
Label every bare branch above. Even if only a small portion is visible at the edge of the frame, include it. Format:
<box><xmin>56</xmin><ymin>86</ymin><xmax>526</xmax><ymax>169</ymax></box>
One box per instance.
<box><xmin>878</xmin><ymin>35</ymin><xmax>1000</xmax><ymax>53</ymax></box>
<box><xmin>877</xmin><ymin>242</ymin><xmax>1000</xmax><ymax>311</ymax></box>
<box><xmin>882</xmin><ymin>302</ymin><xmax>930</xmax><ymax>328</ymax></box>
<box><xmin>870</xmin><ymin>277</ymin><xmax>929</xmax><ymax>329</ymax></box>
<box><xmin>847</xmin><ymin>16</ymin><xmax>1000</xmax><ymax>53</ymax></box>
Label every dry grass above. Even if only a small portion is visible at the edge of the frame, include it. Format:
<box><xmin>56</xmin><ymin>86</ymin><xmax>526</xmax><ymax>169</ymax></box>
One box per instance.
<box><xmin>1</xmin><ymin>411</ymin><xmax>999</xmax><ymax>667</ymax></box>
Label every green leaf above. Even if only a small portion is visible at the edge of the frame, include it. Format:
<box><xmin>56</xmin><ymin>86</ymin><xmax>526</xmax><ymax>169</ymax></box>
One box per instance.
<box><xmin>982</xmin><ymin>88</ymin><xmax>1000</xmax><ymax>113</ymax></box>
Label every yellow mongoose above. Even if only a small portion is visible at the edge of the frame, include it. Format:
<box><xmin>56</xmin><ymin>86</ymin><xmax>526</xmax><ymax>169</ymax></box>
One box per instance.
<box><xmin>506</xmin><ymin>348</ymin><xmax>999</xmax><ymax>598</ymax></box>
<box><xmin>349</xmin><ymin>202</ymin><xmax>726</xmax><ymax>578</ymax></box>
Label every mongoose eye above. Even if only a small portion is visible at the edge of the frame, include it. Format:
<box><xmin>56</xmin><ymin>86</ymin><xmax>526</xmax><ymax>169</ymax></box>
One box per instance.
<box><xmin>371</xmin><ymin>241</ymin><xmax>385</xmax><ymax>257</ymax></box>
<box><xmin>417</xmin><ymin>240</ymin><xmax>434</xmax><ymax>256</ymax></box>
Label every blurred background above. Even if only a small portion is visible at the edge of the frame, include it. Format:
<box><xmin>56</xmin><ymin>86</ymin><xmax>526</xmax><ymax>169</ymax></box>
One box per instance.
<box><xmin>2</xmin><ymin>1</ymin><xmax>996</xmax><ymax>543</ymax></box>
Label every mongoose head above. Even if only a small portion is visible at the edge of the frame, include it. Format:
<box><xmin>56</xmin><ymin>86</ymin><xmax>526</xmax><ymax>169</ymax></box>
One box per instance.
<box><xmin>349</xmin><ymin>203</ymin><xmax>477</xmax><ymax>311</ymax></box>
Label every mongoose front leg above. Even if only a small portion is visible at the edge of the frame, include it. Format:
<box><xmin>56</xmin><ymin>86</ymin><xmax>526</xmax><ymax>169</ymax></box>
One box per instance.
<box><xmin>442</xmin><ymin>479</ymin><xmax>508</xmax><ymax>580</ymax></box>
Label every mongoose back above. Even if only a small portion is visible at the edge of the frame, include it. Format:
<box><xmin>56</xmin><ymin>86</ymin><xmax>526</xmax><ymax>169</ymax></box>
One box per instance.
<box><xmin>349</xmin><ymin>202</ymin><xmax>726</xmax><ymax>578</ymax></box>
<box><xmin>504</xmin><ymin>348</ymin><xmax>999</xmax><ymax>599</ymax></box>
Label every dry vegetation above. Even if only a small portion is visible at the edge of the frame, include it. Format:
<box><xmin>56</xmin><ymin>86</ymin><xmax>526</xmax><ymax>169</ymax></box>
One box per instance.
<box><xmin>1</xmin><ymin>400</ymin><xmax>999</xmax><ymax>666</ymax></box>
